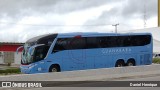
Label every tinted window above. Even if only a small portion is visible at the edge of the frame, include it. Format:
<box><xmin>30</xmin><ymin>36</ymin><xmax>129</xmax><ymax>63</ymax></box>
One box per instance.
<box><xmin>70</xmin><ymin>37</ymin><xmax>86</xmax><ymax>49</ymax></box>
<box><xmin>53</xmin><ymin>37</ymin><xmax>86</xmax><ymax>52</ymax></box>
<box><xmin>53</xmin><ymin>38</ymin><xmax>69</xmax><ymax>52</ymax></box>
<box><xmin>99</xmin><ymin>36</ymin><xmax>118</xmax><ymax>48</ymax></box>
<box><xmin>99</xmin><ymin>35</ymin><xmax>151</xmax><ymax>48</ymax></box>
<box><xmin>34</xmin><ymin>46</ymin><xmax>49</xmax><ymax>62</ymax></box>
<box><xmin>86</xmin><ymin>37</ymin><xmax>100</xmax><ymax>49</ymax></box>
<box><xmin>27</xmin><ymin>34</ymin><xmax>57</xmax><ymax>46</ymax></box>
<box><xmin>52</xmin><ymin>35</ymin><xmax>151</xmax><ymax>52</ymax></box>
<box><xmin>130</xmin><ymin>35</ymin><xmax>151</xmax><ymax>46</ymax></box>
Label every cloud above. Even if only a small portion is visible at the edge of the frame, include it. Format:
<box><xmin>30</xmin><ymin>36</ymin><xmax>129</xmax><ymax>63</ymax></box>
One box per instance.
<box><xmin>0</xmin><ymin>0</ymin><xmax>158</xmax><ymax>42</ymax></box>
<box><xmin>122</xmin><ymin>0</ymin><xmax>157</xmax><ymax>18</ymax></box>
<box><xmin>83</xmin><ymin>0</ymin><xmax>158</xmax><ymax>31</ymax></box>
<box><xmin>0</xmin><ymin>0</ymin><xmax>124</xmax><ymax>17</ymax></box>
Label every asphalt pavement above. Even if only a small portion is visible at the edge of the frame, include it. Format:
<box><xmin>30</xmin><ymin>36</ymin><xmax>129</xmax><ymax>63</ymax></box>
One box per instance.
<box><xmin>1</xmin><ymin>64</ymin><xmax>160</xmax><ymax>90</ymax></box>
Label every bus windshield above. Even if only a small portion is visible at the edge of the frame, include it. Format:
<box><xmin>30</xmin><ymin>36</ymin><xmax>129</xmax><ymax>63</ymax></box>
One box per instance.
<box><xmin>21</xmin><ymin>34</ymin><xmax>58</xmax><ymax>65</ymax></box>
<box><xmin>22</xmin><ymin>44</ymin><xmax>49</xmax><ymax>65</ymax></box>
<box><xmin>21</xmin><ymin>43</ymin><xmax>35</xmax><ymax>65</ymax></box>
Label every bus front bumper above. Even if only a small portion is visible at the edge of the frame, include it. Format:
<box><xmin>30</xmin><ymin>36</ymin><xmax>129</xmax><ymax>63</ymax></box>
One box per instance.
<box><xmin>20</xmin><ymin>64</ymin><xmax>37</xmax><ymax>74</ymax></box>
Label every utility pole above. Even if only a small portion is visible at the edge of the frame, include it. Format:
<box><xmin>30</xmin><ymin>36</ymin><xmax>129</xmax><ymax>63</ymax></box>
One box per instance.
<box><xmin>112</xmin><ymin>24</ymin><xmax>119</xmax><ymax>33</ymax></box>
<box><xmin>158</xmin><ymin>0</ymin><xmax>160</xmax><ymax>27</ymax></box>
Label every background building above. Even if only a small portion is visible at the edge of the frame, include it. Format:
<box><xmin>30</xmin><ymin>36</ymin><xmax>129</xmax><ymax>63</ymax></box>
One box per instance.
<box><xmin>0</xmin><ymin>42</ymin><xmax>24</xmax><ymax>65</ymax></box>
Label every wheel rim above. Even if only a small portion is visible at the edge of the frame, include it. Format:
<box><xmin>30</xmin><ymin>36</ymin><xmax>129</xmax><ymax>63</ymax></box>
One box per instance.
<box><xmin>51</xmin><ymin>68</ymin><xmax>57</xmax><ymax>72</ymax></box>
<box><xmin>128</xmin><ymin>62</ymin><xmax>134</xmax><ymax>66</ymax></box>
<box><xmin>117</xmin><ymin>64</ymin><xmax>123</xmax><ymax>67</ymax></box>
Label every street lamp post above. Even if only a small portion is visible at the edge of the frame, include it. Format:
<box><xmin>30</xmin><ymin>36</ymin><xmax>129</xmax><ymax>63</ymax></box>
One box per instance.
<box><xmin>112</xmin><ymin>24</ymin><xmax>119</xmax><ymax>33</ymax></box>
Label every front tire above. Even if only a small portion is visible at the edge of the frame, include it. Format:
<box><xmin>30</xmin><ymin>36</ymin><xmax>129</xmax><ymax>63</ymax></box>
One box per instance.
<box><xmin>49</xmin><ymin>65</ymin><xmax>60</xmax><ymax>72</ymax></box>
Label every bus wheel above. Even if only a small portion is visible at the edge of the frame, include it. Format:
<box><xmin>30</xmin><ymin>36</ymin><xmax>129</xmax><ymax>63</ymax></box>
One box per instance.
<box><xmin>115</xmin><ymin>60</ymin><xmax>125</xmax><ymax>67</ymax></box>
<box><xmin>49</xmin><ymin>64</ymin><xmax>60</xmax><ymax>72</ymax></box>
<box><xmin>127</xmin><ymin>59</ymin><xmax>135</xmax><ymax>66</ymax></box>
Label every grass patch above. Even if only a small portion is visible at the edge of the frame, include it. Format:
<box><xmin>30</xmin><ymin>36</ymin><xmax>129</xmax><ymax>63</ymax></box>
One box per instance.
<box><xmin>0</xmin><ymin>68</ymin><xmax>21</xmax><ymax>75</ymax></box>
<box><xmin>153</xmin><ymin>58</ymin><xmax>160</xmax><ymax>64</ymax></box>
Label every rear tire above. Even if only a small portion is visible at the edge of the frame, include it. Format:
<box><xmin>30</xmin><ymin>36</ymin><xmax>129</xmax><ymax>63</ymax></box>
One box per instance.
<box><xmin>49</xmin><ymin>65</ymin><xmax>60</xmax><ymax>72</ymax></box>
<box><xmin>115</xmin><ymin>60</ymin><xmax>125</xmax><ymax>67</ymax></box>
<box><xmin>127</xmin><ymin>60</ymin><xmax>135</xmax><ymax>66</ymax></box>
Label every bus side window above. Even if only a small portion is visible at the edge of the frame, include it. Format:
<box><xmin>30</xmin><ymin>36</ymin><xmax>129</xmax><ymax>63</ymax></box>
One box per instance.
<box><xmin>69</xmin><ymin>37</ymin><xmax>86</xmax><ymax>49</ymax></box>
<box><xmin>99</xmin><ymin>36</ymin><xmax>118</xmax><ymax>48</ymax></box>
<box><xmin>116</xmin><ymin>36</ymin><xmax>124</xmax><ymax>47</ymax></box>
<box><xmin>52</xmin><ymin>37</ymin><xmax>86</xmax><ymax>52</ymax></box>
<box><xmin>123</xmin><ymin>36</ymin><xmax>132</xmax><ymax>46</ymax></box>
<box><xmin>34</xmin><ymin>46</ymin><xmax>49</xmax><ymax>61</ymax></box>
<box><xmin>127</xmin><ymin>35</ymin><xmax>151</xmax><ymax>47</ymax></box>
<box><xmin>86</xmin><ymin>37</ymin><xmax>100</xmax><ymax>49</ymax></box>
<box><xmin>99</xmin><ymin>37</ymin><xmax>107</xmax><ymax>48</ymax></box>
<box><xmin>52</xmin><ymin>38</ymin><xmax>67</xmax><ymax>53</ymax></box>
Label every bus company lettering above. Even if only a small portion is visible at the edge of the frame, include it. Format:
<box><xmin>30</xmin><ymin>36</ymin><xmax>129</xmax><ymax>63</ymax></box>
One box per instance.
<box><xmin>102</xmin><ymin>48</ymin><xmax>132</xmax><ymax>54</ymax></box>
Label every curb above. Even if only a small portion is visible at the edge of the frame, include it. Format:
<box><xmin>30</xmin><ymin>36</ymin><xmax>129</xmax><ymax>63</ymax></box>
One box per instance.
<box><xmin>0</xmin><ymin>64</ymin><xmax>160</xmax><ymax>81</ymax></box>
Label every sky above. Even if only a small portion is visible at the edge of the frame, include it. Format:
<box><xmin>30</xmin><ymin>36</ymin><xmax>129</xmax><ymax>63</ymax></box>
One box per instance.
<box><xmin>0</xmin><ymin>0</ymin><xmax>158</xmax><ymax>42</ymax></box>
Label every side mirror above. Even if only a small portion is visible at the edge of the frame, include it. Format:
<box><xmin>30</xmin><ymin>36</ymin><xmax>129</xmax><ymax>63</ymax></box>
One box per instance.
<box><xmin>16</xmin><ymin>46</ymin><xmax>24</xmax><ymax>54</ymax></box>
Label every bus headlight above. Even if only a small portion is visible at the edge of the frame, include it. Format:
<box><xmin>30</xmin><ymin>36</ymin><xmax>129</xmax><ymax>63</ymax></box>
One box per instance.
<box><xmin>28</xmin><ymin>64</ymin><xmax>36</xmax><ymax>69</ymax></box>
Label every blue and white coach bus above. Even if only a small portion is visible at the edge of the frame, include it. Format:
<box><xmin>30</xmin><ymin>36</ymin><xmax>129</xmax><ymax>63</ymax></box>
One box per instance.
<box><xmin>17</xmin><ymin>32</ymin><xmax>153</xmax><ymax>74</ymax></box>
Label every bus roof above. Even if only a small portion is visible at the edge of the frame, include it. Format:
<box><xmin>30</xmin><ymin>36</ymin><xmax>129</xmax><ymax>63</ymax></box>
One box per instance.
<box><xmin>26</xmin><ymin>32</ymin><xmax>152</xmax><ymax>43</ymax></box>
<box><xmin>56</xmin><ymin>32</ymin><xmax>152</xmax><ymax>38</ymax></box>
